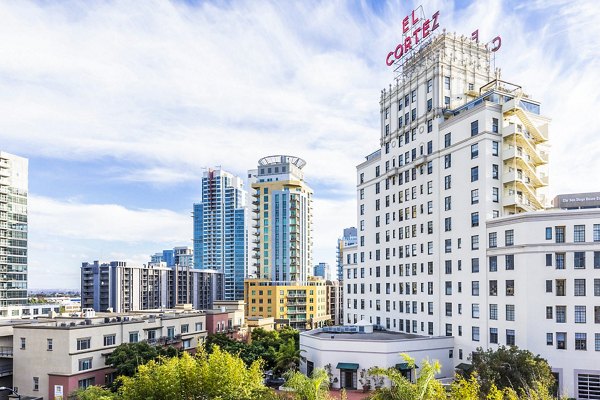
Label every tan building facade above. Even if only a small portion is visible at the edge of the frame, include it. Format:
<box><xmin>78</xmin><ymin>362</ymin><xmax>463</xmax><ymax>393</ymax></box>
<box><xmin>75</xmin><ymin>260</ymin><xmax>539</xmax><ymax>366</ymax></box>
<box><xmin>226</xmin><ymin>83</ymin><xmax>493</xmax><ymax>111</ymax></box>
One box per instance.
<box><xmin>12</xmin><ymin>310</ymin><xmax>207</xmax><ymax>400</ymax></box>
<box><xmin>244</xmin><ymin>278</ymin><xmax>328</xmax><ymax>330</ymax></box>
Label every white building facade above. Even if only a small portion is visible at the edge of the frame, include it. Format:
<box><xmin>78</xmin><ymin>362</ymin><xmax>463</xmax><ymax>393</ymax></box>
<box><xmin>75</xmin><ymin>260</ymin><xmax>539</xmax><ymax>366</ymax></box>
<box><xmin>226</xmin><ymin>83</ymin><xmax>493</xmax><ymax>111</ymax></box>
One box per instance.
<box><xmin>342</xmin><ymin>31</ymin><xmax>600</xmax><ymax>399</ymax></box>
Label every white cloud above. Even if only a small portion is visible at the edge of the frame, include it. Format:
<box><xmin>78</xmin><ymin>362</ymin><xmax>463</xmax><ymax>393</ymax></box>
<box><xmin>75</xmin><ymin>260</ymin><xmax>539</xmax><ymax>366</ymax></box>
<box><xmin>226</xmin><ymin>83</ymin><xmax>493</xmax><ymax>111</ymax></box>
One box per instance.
<box><xmin>0</xmin><ymin>0</ymin><xmax>598</xmax><ymax>287</ymax></box>
<box><xmin>27</xmin><ymin>196</ymin><xmax>191</xmax><ymax>288</ymax></box>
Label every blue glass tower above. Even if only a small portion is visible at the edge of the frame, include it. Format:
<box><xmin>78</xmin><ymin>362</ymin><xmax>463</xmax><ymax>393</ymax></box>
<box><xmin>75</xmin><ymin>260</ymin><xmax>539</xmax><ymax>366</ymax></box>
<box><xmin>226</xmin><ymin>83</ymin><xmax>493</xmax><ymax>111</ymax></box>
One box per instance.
<box><xmin>193</xmin><ymin>169</ymin><xmax>247</xmax><ymax>300</ymax></box>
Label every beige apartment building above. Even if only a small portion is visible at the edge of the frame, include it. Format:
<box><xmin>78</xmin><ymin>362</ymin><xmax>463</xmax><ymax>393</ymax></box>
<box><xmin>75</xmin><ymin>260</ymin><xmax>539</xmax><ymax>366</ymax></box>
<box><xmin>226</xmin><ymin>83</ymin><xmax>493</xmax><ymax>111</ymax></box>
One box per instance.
<box><xmin>12</xmin><ymin>310</ymin><xmax>208</xmax><ymax>400</ymax></box>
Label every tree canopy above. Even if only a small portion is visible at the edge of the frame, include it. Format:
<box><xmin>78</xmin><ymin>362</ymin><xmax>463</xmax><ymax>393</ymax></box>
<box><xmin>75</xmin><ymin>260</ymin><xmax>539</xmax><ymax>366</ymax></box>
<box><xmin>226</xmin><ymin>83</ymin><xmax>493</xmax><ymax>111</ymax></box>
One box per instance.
<box><xmin>470</xmin><ymin>346</ymin><xmax>555</xmax><ymax>397</ymax></box>
<box><xmin>105</xmin><ymin>341</ymin><xmax>180</xmax><ymax>381</ymax></box>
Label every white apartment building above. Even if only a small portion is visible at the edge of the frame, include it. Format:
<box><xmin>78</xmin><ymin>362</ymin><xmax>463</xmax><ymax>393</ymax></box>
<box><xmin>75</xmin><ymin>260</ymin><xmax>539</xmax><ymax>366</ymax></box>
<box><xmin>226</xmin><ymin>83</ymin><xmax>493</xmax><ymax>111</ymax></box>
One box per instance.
<box><xmin>486</xmin><ymin>208</ymin><xmax>600</xmax><ymax>398</ymax></box>
<box><xmin>342</xmin><ymin>31</ymin><xmax>600</xmax><ymax>399</ymax></box>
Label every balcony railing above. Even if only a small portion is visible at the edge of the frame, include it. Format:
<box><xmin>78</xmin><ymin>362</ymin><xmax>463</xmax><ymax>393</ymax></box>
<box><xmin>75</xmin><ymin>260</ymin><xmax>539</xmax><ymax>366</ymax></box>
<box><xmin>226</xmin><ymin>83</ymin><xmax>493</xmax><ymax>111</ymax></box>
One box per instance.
<box><xmin>0</xmin><ymin>346</ymin><xmax>13</xmax><ymax>357</ymax></box>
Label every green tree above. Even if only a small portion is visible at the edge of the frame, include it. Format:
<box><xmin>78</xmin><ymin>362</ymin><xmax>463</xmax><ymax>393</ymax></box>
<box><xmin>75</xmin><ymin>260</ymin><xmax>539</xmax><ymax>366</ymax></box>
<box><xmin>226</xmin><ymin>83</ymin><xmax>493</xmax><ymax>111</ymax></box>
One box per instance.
<box><xmin>284</xmin><ymin>368</ymin><xmax>331</xmax><ymax>400</ymax></box>
<box><xmin>368</xmin><ymin>354</ymin><xmax>445</xmax><ymax>400</ymax></box>
<box><xmin>470</xmin><ymin>346</ymin><xmax>555</xmax><ymax>397</ymax></box>
<box><xmin>274</xmin><ymin>338</ymin><xmax>305</xmax><ymax>374</ymax></box>
<box><xmin>69</xmin><ymin>386</ymin><xmax>116</xmax><ymax>400</ymax></box>
<box><xmin>117</xmin><ymin>346</ymin><xmax>272</xmax><ymax>400</ymax></box>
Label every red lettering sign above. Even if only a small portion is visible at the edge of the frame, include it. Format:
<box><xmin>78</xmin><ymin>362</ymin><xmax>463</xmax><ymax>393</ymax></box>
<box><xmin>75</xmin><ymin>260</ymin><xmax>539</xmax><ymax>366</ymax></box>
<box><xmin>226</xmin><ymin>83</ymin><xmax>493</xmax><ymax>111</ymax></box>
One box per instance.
<box><xmin>386</xmin><ymin>9</ymin><xmax>440</xmax><ymax>67</ymax></box>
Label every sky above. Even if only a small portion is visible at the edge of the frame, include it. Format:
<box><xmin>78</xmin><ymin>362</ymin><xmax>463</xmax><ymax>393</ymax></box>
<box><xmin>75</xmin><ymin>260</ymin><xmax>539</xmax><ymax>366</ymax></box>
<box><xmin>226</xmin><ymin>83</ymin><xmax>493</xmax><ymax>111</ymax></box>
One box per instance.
<box><xmin>0</xmin><ymin>0</ymin><xmax>598</xmax><ymax>289</ymax></box>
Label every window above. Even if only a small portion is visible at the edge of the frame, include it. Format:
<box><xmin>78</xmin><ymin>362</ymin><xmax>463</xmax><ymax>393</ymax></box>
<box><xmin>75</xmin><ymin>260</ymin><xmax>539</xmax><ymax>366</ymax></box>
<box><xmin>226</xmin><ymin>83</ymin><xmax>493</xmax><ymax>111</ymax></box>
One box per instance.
<box><xmin>444</xmin><ymin>76</ymin><xmax>450</xmax><ymax>90</ymax></box>
<box><xmin>427</xmin><ymin>98</ymin><xmax>432</xmax><ymax>112</ymax></box>
<box><xmin>471</xmin><ymin>235</ymin><xmax>479</xmax><ymax>250</ymax></box>
<box><xmin>489</xmin><ymin>280</ymin><xmax>497</xmax><ymax>296</ymax></box>
<box><xmin>597</xmin><ymin>334</ymin><xmax>600</xmax><ymax>351</ymax></box>
<box><xmin>556</xmin><ymin>306</ymin><xmax>566</xmax><ymax>323</ymax></box>
<box><xmin>574</xmin><ymin>225</ymin><xmax>585</xmax><ymax>242</ymax></box>
<box><xmin>472</xmin><ymin>258</ymin><xmax>480</xmax><ymax>273</ymax></box>
<box><xmin>182</xmin><ymin>324</ymin><xmax>189</xmax><ymax>333</ymax></box>
<box><xmin>471</xmin><ymin>143</ymin><xmax>479</xmax><ymax>159</ymax></box>
<box><xmin>506</xmin><ymin>329</ymin><xmax>515</xmax><ymax>346</ymax></box>
<box><xmin>445</xmin><ymin>281</ymin><xmax>452</xmax><ymax>295</ymax></box>
<box><xmin>427</xmin><ymin>120</ymin><xmax>433</xmax><ymax>133</ymax></box>
<box><xmin>506</xmin><ymin>304</ymin><xmax>515</xmax><ymax>321</ymax></box>
<box><xmin>33</xmin><ymin>376</ymin><xmax>39</xmax><ymax>391</ymax></box>
<box><xmin>472</xmin><ymin>326</ymin><xmax>480</xmax><ymax>342</ymax></box>
<box><xmin>472</xmin><ymin>303</ymin><xmax>480</xmax><ymax>318</ymax></box>
<box><xmin>490</xmin><ymin>304</ymin><xmax>498</xmax><ymax>320</ymax></box>
<box><xmin>445</xmin><ymin>196</ymin><xmax>451</xmax><ymax>211</ymax></box>
<box><xmin>492</xmin><ymin>187</ymin><xmax>499</xmax><ymax>202</ymax></box>
<box><xmin>444</xmin><ymin>154</ymin><xmax>451</xmax><ymax>168</ymax></box>
<box><xmin>545</xmin><ymin>227</ymin><xmax>552</xmax><ymax>240</ymax></box>
<box><xmin>595</xmin><ymin>252</ymin><xmax>600</xmax><ymax>268</ymax></box>
<box><xmin>595</xmin><ymin>224</ymin><xmax>600</xmax><ymax>241</ymax></box>
<box><xmin>79</xmin><ymin>358</ymin><xmax>93</xmax><ymax>371</ymax></box>
<box><xmin>556</xmin><ymin>279</ymin><xmax>566</xmax><ymax>296</ymax></box>
<box><xmin>546</xmin><ymin>280</ymin><xmax>552</xmax><ymax>293</ymax></box>
<box><xmin>491</xmin><ymin>164</ymin><xmax>499</xmax><ymax>179</ymax></box>
<box><xmin>444</xmin><ymin>175</ymin><xmax>451</xmax><ymax>190</ymax></box>
<box><xmin>445</xmin><ymin>239</ymin><xmax>451</xmax><ymax>253</ymax></box>
<box><xmin>77</xmin><ymin>338</ymin><xmax>91</xmax><ymax>351</ymax></box>
<box><xmin>556</xmin><ymin>253</ymin><xmax>565</xmax><ymax>269</ymax></box>
<box><xmin>546</xmin><ymin>254</ymin><xmax>552</xmax><ymax>266</ymax></box>
<box><xmin>444</xmin><ymin>133</ymin><xmax>451</xmax><ymax>148</ymax></box>
<box><xmin>471</xmin><ymin>120</ymin><xmax>479</xmax><ymax>136</ymax></box>
<box><xmin>471</xmin><ymin>189</ymin><xmax>479</xmax><ymax>204</ymax></box>
<box><xmin>575</xmin><ymin>333</ymin><xmax>587</xmax><ymax>350</ymax></box>
<box><xmin>492</xmin><ymin>141</ymin><xmax>499</xmax><ymax>156</ymax></box>
<box><xmin>445</xmin><ymin>302</ymin><xmax>452</xmax><ymax>316</ymax></box>
<box><xmin>489</xmin><ymin>256</ymin><xmax>497</xmax><ymax>272</ymax></box>
<box><xmin>78</xmin><ymin>377</ymin><xmax>95</xmax><ymax>390</ymax></box>
<box><xmin>472</xmin><ymin>281</ymin><xmax>479</xmax><ymax>296</ymax></box>
<box><xmin>492</xmin><ymin>118</ymin><xmax>499</xmax><ymax>133</ymax></box>
<box><xmin>574</xmin><ymin>252</ymin><xmax>586</xmax><ymax>269</ymax></box>
<box><xmin>505</xmin><ymin>255</ymin><xmax>514</xmax><ymax>270</ymax></box>
<box><xmin>555</xmin><ymin>226</ymin><xmax>565</xmax><ymax>243</ymax></box>
<box><xmin>575</xmin><ymin>279</ymin><xmax>586</xmax><ymax>296</ymax></box>
<box><xmin>104</xmin><ymin>334</ymin><xmax>116</xmax><ymax>346</ymax></box>
<box><xmin>129</xmin><ymin>332</ymin><xmax>139</xmax><ymax>343</ymax></box>
<box><xmin>547</xmin><ymin>333</ymin><xmax>553</xmax><ymax>346</ymax></box>
<box><xmin>427</xmin><ymin>79</ymin><xmax>433</xmax><ymax>93</ymax></box>
<box><xmin>595</xmin><ymin>279</ymin><xmax>600</xmax><ymax>296</ymax></box>
<box><xmin>47</xmin><ymin>339</ymin><xmax>53</xmax><ymax>351</ymax></box>
<box><xmin>20</xmin><ymin>337</ymin><xmax>25</xmax><ymax>350</ymax></box>
<box><xmin>471</xmin><ymin>167</ymin><xmax>479</xmax><ymax>182</ymax></box>
<box><xmin>546</xmin><ymin>306</ymin><xmax>553</xmax><ymax>319</ymax></box>
<box><xmin>489</xmin><ymin>328</ymin><xmax>498</xmax><ymax>344</ymax></box>
<box><xmin>445</xmin><ymin>217</ymin><xmax>452</xmax><ymax>232</ymax></box>
<box><xmin>505</xmin><ymin>230</ymin><xmax>514</xmax><ymax>246</ymax></box>
<box><xmin>575</xmin><ymin>305</ymin><xmax>586</xmax><ymax>323</ymax></box>
<box><xmin>556</xmin><ymin>332</ymin><xmax>566</xmax><ymax>349</ymax></box>
<box><xmin>489</xmin><ymin>232</ymin><xmax>497</xmax><ymax>248</ymax></box>
<box><xmin>506</xmin><ymin>280</ymin><xmax>515</xmax><ymax>296</ymax></box>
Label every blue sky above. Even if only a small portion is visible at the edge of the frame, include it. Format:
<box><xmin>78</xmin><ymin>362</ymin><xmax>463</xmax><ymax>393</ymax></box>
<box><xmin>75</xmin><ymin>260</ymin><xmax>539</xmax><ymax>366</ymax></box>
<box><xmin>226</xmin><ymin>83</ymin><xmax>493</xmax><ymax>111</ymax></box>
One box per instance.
<box><xmin>0</xmin><ymin>0</ymin><xmax>597</xmax><ymax>289</ymax></box>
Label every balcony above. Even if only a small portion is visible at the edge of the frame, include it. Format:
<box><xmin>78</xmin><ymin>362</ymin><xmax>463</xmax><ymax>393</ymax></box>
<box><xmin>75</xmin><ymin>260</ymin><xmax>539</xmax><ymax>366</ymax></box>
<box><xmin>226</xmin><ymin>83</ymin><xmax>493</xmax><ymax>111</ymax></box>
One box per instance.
<box><xmin>502</xmin><ymin>99</ymin><xmax>548</xmax><ymax>143</ymax></box>
<box><xmin>0</xmin><ymin>366</ymin><xmax>12</xmax><ymax>377</ymax></box>
<box><xmin>502</xmin><ymin>190</ymin><xmax>543</xmax><ymax>212</ymax></box>
<box><xmin>0</xmin><ymin>346</ymin><xmax>13</xmax><ymax>358</ymax></box>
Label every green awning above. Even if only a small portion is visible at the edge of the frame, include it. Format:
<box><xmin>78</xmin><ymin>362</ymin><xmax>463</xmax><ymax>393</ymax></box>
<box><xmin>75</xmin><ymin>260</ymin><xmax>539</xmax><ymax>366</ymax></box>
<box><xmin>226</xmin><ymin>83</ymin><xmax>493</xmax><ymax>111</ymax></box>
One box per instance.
<box><xmin>336</xmin><ymin>362</ymin><xmax>359</xmax><ymax>370</ymax></box>
<box><xmin>395</xmin><ymin>363</ymin><xmax>418</xmax><ymax>370</ymax></box>
<box><xmin>455</xmin><ymin>363</ymin><xmax>473</xmax><ymax>372</ymax></box>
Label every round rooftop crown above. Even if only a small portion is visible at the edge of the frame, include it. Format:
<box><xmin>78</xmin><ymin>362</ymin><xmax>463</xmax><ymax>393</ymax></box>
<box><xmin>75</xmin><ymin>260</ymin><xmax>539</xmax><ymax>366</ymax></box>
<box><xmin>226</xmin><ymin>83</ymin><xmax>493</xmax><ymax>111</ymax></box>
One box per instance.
<box><xmin>258</xmin><ymin>155</ymin><xmax>306</xmax><ymax>169</ymax></box>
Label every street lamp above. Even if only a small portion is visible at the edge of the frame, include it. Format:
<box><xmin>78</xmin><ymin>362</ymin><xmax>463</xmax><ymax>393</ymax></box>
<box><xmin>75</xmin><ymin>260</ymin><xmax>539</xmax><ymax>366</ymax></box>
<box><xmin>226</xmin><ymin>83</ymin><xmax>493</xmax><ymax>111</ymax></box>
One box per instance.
<box><xmin>0</xmin><ymin>387</ymin><xmax>20</xmax><ymax>399</ymax></box>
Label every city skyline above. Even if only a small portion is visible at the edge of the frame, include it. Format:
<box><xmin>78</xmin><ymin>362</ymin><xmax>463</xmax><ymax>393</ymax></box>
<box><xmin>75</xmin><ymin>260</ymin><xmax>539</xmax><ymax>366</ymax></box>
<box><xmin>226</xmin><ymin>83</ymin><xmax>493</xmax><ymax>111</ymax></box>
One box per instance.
<box><xmin>0</xmin><ymin>0</ymin><xmax>597</xmax><ymax>288</ymax></box>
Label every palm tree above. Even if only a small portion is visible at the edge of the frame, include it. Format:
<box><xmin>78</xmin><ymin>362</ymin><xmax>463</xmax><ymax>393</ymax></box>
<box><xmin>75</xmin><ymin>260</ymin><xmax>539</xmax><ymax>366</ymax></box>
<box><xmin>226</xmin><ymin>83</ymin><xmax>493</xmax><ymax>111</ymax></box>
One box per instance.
<box><xmin>284</xmin><ymin>368</ymin><xmax>331</xmax><ymax>400</ymax></box>
<box><xmin>274</xmin><ymin>338</ymin><xmax>306</xmax><ymax>375</ymax></box>
<box><xmin>368</xmin><ymin>353</ymin><xmax>445</xmax><ymax>400</ymax></box>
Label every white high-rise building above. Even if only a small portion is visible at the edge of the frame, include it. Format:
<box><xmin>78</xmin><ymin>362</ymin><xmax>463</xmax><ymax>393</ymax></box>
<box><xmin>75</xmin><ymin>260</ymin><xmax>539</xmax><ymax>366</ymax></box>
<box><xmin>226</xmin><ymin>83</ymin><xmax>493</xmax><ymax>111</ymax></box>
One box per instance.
<box><xmin>0</xmin><ymin>151</ymin><xmax>28</xmax><ymax>309</ymax></box>
<box><xmin>342</xmin><ymin>31</ymin><xmax>600</xmax><ymax>398</ymax></box>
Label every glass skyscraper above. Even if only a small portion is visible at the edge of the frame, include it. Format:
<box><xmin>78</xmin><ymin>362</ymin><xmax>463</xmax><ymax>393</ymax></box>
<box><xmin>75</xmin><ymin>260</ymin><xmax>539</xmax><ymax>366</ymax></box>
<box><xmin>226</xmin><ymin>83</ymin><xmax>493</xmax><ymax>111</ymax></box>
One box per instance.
<box><xmin>0</xmin><ymin>151</ymin><xmax>28</xmax><ymax>307</ymax></box>
<box><xmin>193</xmin><ymin>169</ymin><xmax>247</xmax><ymax>300</ymax></box>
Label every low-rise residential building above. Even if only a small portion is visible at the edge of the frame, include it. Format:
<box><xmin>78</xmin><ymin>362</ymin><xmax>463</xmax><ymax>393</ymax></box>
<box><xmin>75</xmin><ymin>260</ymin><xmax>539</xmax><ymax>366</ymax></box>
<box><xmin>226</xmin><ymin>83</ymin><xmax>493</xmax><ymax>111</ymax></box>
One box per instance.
<box><xmin>300</xmin><ymin>321</ymin><xmax>454</xmax><ymax>390</ymax></box>
<box><xmin>12</xmin><ymin>310</ymin><xmax>207</xmax><ymax>400</ymax></box>
<box><xmin>244</xmin><ymin>278</ymin><xmax>329</xmax><ymax>330</ymax></box>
